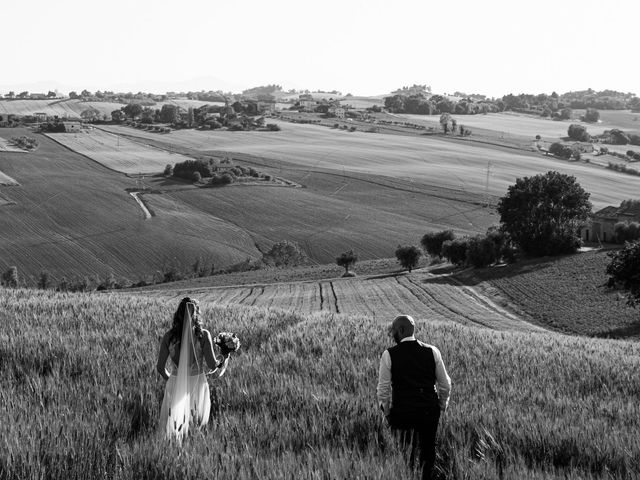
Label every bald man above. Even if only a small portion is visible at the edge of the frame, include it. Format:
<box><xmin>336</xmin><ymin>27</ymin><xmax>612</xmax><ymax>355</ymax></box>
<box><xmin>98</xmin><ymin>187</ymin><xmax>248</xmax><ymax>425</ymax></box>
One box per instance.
<box><xmin>377</xmin><ymin>315</ymin><xmax>451</xmax><ymax>480</ymax></box>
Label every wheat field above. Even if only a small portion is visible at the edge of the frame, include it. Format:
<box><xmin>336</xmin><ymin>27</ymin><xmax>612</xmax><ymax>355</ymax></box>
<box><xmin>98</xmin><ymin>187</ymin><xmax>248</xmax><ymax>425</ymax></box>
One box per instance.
<box><xmin>0</xmin><ymin>287</ymin><xmax>638</xmax><ymax>479</ymax></box>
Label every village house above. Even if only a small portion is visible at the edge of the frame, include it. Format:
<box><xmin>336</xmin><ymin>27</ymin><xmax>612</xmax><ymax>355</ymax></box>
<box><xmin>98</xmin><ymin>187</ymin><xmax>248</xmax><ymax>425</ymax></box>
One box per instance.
<box><xmin>328</xmin><ymin>105</ymin><xmax>346</xmax><ymax>119</ymax></box>
<box><xmin>583</xmin><ymin>201</ymin><xmax>640</xmax><ymax>243</ymax></box>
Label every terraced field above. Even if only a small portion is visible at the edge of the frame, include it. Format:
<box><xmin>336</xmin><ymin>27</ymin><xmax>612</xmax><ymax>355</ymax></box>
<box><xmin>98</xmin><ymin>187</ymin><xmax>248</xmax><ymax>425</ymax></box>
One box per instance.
<box><xmin>138</xmin><ymin>270</ymin><xmax>545</xmax><ymax>333</ymax></box>
<box><xmin>100</xmin><ymin>121</ymin><xmax>640</xmax><ymax>210</ymax></box>
<box><xmin>46</xmin><ymin>129</ymin><xmax>194</xmax><ymax>174</ymax></box>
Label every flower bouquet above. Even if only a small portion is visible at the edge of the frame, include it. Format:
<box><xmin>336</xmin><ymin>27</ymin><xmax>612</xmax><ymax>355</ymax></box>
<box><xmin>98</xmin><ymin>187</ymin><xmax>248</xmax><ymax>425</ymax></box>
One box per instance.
<box><xmin>215</xmin><ymin>332</ymin><xmax>241</xmax><ymax>356</ymax></box>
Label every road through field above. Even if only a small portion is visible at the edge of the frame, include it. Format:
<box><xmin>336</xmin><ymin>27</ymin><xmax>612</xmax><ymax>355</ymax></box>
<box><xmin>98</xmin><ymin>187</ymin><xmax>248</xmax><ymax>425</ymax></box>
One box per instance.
<box><xmin>100</xmin><ymin>122</ymin><xmax>640</xmax><ymax>210</ymax></box>
<box><xmin>138</xmin><ymin>271</ymin><xmax>545</xmax><ymax>333</ymax></box>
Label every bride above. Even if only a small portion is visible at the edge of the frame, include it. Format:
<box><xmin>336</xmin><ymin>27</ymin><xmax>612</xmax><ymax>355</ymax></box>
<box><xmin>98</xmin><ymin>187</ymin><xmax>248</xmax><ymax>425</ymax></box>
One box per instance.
<box><xmin>156</xmin><ymin>297</ymin><xmax>229</xmax><ymax>440</ymax></box>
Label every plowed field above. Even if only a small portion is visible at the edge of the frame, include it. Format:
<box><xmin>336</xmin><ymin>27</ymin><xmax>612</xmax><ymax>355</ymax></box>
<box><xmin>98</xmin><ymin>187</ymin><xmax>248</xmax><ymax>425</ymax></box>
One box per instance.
<box><xmin>46</xmin><ymin>129</ymin><xmax>193</xmax><ymax>174</ymax></box>
<box><xmin>139</xmin><ymin>271</ymin><xmax>545</xmax><ymax>333</ymax></box>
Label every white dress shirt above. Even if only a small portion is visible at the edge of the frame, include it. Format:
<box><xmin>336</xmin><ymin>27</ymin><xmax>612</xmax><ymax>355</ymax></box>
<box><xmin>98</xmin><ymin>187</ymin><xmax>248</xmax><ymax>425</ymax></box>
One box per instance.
<box><xmin>376</xmin><ymin>336</ymin><xmax>452</xmax><ymax>415</ymax></box>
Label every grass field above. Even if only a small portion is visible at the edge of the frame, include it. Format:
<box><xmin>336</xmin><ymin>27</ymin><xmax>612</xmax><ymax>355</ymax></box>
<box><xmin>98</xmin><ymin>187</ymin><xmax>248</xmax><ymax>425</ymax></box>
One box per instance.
<box><xmin>0</xmin><ymin>287</ymin><xmax>638</xmax><ymax>479</ymax></box>
<box><xmin>100</xmin><ymin>121</ymin><xmax>640</xmax><ymax>211</ymax></box>
<box><xmin>46</xmin><ymin>129</ymin><xmax>194</xmax><ymax>174</ymax></box>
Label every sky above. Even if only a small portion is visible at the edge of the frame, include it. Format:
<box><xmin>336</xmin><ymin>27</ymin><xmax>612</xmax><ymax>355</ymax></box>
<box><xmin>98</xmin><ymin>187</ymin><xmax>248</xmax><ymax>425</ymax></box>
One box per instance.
<box><xmin>1</xmin><ymin>0</ymin><xmax>638</xmax><ymax>98</ymax></box>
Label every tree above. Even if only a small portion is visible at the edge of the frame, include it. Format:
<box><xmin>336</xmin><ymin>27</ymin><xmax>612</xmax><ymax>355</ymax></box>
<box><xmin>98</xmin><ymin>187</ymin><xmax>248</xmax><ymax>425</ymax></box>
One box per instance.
<box><xmin>439</xmin><ymin>113</ymin><xmax>451</xmax><ymax>134</ymax></box>
<box><xmin>111</xmin><ymin>110</ymin><xmax>124</xmax><ymax>123</ymax></box>
<box><xmin>568</xmin><ymin>124</ymin><xmax>590</xmax><ymax>142</ymax></box>
<box><xmin>395</xmin><ymin>245</ymin><xmax>422</xmax><ymax>272</ymax></box>
<box><xmin>80</xmin><ymin>107</ymin><xmax>101</xmax><ymax>122</ymax></box>
<box><xmin>497</xmin><ymin>171</ymin><xmax>592</xmax><ymax>256</ymax></box>
<box><xmin>122</xmin><ymin>103</ymin><xmax>143</xmax><ymax>119</ymax></box>
<box><xmin>606</xmin><ymin>240</ymin><xmax>640</xmax><ymax>307</ymax></box>
<box><xmin>583</xmin><ymin>108</ymin><xmax>600</xmax><ymax>123</ymax></box>
<box><xmin>559</xmin><ymin>108</ymin><xmax>573</xmax><ymax>120</ymax></box>
<box><xmin>160</xmin><ymin>104</ymin><xmax>180</xmax><ymax>123</ymax></box>
<box><xmin>264</xmin><ymin>240</ymin><xmax>307</xmax><ymax>267</ymax></box>
<box><xmin>420</xmin><ymin>230</ymin><xmax>455</xmax><ymax>258</ymax></box>
<box><xmin>2</xmin><ymin>266</ymin><xmax>19</xmax><ymax>288</ymax></box>
<box><xmin>68</xmin><ymin>91</ymin><xmax>79</xmax><ymax>99</ymax></box>
<box><xmin>441</xmin><ymin>238</ymin><xmax>469</xmax><ymax>266</ymax></box>
<box><xmin>37</xmin><ymin>269</ymin><xmax>51</xmax><ymax>289</ymax></box>
<box><xmin>336</xmin><ymin>250</ymin><xmax>358</xmax><ymax>276</ymax></box>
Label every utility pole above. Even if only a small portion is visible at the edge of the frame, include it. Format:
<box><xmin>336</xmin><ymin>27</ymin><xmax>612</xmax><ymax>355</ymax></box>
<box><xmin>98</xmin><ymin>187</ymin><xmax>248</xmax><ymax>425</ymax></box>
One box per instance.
<box><xmin>484</xmin><ymin>161</ymin><xmax>492</xmax><ymax>207</ymax></box>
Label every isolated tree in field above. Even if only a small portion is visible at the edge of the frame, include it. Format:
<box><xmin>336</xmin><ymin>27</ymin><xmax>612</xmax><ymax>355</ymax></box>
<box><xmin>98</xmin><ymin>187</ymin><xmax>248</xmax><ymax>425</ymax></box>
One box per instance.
<box><xmin>497</xmin><ymin>171</ymin><xmax>592</xmax><ymax>256</ymax></box>
<box><xmin>421</xmin><ymin>230</ymin><xmax>455</xmax><ymax>258</ymax></box>
<box><xmin>395</xmin><ymin>245</ymin><xmax>422</xmax><ymax>272</ymax></box>
<box><xmin>336</xmin><ymin>250</ymin><xmax>358</xmax><ymax>276</ymax></box>
<box><xmin>2</xmin><ymin>266</ymin><xmax>19</xmax><ymax>288</ymax></box>
<box><xmin>568</xmin><ymin>124</ymin><xmax>590</xmax><ymax>142</ymax></box>
<box><xmin>606</xmin><ymin>240</ymin><xmax>640</xmax><ymax>307</ymax></box>
<box><xmin>264</xmin><ymin>240</ymin><xmax>307</xmax><ymax>267</ymax></box>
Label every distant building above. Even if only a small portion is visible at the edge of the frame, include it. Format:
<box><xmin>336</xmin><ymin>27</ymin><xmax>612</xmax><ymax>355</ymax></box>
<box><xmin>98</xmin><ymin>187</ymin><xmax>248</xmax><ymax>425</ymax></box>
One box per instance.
<box><xmin>34</xmin><ymin>112</ymin><xmax>48</xmax><ymax>123</ymax></box>
<box><xmin>583</xmin><ymin>201</ymin><xmax>640</xmax><ymax>243</ymax></box>
<box><xmin>328</xmin><ymin>105</ymin><xmax>346</xmax><ymax>119</ymax></box>
<box><xmin>29</xmin><ymin>93</ymin><xmax>47</xmax><ymax>100</ymax></box>
<box><xmin>62</xmin><ymin>122</ymin><xmax>82</xmax><ymax>133</ymax></box>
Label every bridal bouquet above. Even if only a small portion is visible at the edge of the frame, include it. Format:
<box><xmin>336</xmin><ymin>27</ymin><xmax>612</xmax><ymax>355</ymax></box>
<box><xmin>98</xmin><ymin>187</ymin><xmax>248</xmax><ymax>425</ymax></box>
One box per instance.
<box><xmin>215</xmin><ymin>332</ymin><xmax>241</xmax><ymax>356</ymax></box>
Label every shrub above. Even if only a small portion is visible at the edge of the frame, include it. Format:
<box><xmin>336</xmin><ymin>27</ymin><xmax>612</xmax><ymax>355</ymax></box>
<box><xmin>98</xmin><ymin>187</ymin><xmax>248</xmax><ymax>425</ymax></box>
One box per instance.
<box><xmin>164</xmin><ymin>164</ymin><xmax>173</xmax><ymax>176</ymax></box>
<box><xmin>568</xmin><ymin>124</ymin><xmax>590</xmax><ymax>142</ymax></box>
<box><xmin>192</xmin><ymin>171</ymin><xmax>202</xmax><ymax>182</ymax></box>
<box><xmin>1</xmin><ymin>266</ymin><xmax>19</xmax><ymax>288</ymax></box>
<box><xmin>441</xmin><ymin>238</ymin><xmax>469</xmax><ymax>266</ymax></box>
<box><xmin>37</xmin><ymin>270</ymin><xmax>51</xmax><ymax>289</ymax></box>
<box><xmin>629</xmin><ymin>134</ymin><xmax>640</xmax><ymax>146</ymax></box>
<box><xmin>266</xmin><ymin>123</ymin><xmax>281</xmax><ymax>131</ymax></box>
<box><xmin>420</xmin><ymin>230</ymin><xmax>455</xmax><ymax>258</ymax></box>
<box><xmin>627</xmin><ymin>150</ymin><xmax>636</xmax><ymax>158</ymax></box>
<box><xmin>394</xmin><ymin>245</ymin><xmax>422</xmax><ymax>272</ymax></box>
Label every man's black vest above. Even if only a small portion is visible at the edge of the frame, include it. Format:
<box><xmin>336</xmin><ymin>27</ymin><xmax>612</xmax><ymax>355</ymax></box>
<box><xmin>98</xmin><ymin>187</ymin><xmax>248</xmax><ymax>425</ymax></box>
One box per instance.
<box><xmin>388</xmin><ymin>340</ymin><xmax>439</xmax><ymax>426</ymax></box>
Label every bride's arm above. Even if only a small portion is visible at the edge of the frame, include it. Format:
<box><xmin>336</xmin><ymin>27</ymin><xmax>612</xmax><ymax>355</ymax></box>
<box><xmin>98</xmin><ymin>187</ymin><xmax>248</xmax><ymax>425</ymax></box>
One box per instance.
<box><xmin>202</xmin><ymin>330</ymin><xmax>229</xmax><ymax>377</ymax></box>
<box><xmin>156</xmin><ymin>332</ymin><xmax>171</xmax><ymax>380</ymax></box>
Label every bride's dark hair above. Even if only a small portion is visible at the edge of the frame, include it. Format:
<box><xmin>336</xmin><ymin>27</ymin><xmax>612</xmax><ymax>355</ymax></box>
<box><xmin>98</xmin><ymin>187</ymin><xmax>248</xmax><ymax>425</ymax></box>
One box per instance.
<box><xmin>170</xmin><ymin>297</ymin><xmax>204</xmax><ymax>343</ymax></box>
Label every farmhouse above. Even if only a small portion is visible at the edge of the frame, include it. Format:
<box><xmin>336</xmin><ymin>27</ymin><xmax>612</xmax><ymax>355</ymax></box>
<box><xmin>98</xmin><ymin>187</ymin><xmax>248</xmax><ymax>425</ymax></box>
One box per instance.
<box><xmin>583</xmin><ymin>201</ymin><xmax>640</xmax><ymax>243</ymax></box>
<box><xmin>62</xmin><ymin>122</ymin><xmax>82</xmax><ymax>133</ymax></box>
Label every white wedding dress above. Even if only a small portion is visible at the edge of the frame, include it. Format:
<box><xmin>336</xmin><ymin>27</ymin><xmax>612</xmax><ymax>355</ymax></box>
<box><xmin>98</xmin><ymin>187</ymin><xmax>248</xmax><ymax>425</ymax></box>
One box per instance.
<box><xmin>159</xmin><ymin>304</ymin><xmax>211</xmax><ymax>441</ymax></box>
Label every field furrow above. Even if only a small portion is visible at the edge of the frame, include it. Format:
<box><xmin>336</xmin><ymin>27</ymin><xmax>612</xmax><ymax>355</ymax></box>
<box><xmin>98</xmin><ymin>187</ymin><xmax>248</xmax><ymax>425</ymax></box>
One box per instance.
<box><xmin>142</xmin><ymin>271</ymin><xmax>544</xmax><ymax>333</ymax></box>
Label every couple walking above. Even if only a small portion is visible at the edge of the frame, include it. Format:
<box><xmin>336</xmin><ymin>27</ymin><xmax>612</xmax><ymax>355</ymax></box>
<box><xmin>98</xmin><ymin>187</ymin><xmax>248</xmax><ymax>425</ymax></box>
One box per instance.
<box><xmin>156</xmin><ymin>299</ymin><xmax>450</xmax><ymax>479</ymax></box>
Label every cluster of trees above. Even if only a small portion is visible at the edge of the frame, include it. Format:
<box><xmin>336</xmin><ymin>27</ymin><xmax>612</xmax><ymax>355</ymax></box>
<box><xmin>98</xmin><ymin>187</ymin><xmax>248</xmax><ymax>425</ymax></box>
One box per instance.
<box><xmin>615</xmin><ymin>221</ymin><xmax>640</xmax><ymax>243</ymax></box>
<box><xmin>606</xmin><ymin>240</ymin><xmax>640</xmax><ymax>307</ymax></box>
<box><xmin>170</xmin><ymin>158</ymin><xmax>268</xmax><ymax>184</ymax></box>
<box><xmin>10</xmin><ymin>136</ymin><xmax>38</xmax><ymax>150</ymax></box>
<box><xmin>384</xmin><ymin>93</ymin><xmax>497</xmax><ymax>116</ymax></box>
<box><xmin>382</xmin><ymin>89</ymin><xmax>638</xmax><ymax>118</ymax></box>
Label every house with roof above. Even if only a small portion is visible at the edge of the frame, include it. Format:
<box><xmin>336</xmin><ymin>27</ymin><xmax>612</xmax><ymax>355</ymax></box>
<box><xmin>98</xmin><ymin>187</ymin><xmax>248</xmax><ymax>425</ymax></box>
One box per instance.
<box><xmin>583</xmin><ymin>200</ymin><xmax>640</xmax><ymax>243</ymax></box>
